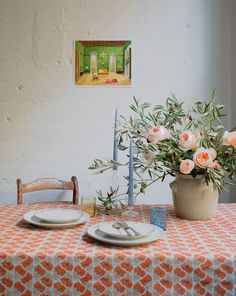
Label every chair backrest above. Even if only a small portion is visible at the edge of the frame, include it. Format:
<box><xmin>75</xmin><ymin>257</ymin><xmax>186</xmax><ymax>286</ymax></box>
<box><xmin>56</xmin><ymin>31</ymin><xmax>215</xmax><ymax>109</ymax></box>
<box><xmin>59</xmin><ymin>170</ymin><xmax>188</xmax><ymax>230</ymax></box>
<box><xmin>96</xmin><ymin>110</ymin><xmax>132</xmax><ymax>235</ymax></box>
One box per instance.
<box><xmin>17</xmin><ymin>176</ymin><xmax>79</xmax><ymax>205</ymax></box>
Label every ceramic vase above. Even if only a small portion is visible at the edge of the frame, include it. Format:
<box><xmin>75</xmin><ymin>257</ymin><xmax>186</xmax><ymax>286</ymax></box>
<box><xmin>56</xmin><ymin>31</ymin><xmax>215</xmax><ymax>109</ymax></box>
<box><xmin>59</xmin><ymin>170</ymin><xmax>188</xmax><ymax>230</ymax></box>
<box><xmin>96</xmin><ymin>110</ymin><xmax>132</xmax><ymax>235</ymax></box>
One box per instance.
<box><xmin>170</xmin><ymin>173</ymin><xmax>219</xmax><ymax>220</ymax></box>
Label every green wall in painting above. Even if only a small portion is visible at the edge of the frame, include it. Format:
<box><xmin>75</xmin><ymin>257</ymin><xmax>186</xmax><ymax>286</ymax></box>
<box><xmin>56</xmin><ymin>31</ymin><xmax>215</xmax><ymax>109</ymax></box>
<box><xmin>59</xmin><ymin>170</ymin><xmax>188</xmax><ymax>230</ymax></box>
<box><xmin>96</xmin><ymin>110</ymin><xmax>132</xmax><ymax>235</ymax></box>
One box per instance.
<box><xmin>76</xmin><ymin>41</ymin><xmax>131</xmax><ymax>72</ymax></box>
<box><xmin>76</xmin><ymin>41</ymin><xmax>84</xmax><ymax>70</ymax></box>
<box><xmin>122</xmin><ymin>43</ymin><xmax>131</xmax><ymax>73</ymax></box>
<box><xmin>83</xmin><ymin>46</ymin><xmax>123</xmax><ymax>72</ymax></box>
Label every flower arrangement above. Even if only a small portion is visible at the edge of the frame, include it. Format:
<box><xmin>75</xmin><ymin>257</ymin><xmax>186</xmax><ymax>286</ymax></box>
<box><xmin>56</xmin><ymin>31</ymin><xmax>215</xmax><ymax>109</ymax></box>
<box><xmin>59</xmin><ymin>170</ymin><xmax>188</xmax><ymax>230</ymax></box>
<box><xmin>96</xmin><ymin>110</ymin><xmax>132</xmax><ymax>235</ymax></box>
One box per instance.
<box><xmin>90</xmin><ymin>90</ymin><xmax>236</xmax><ymax>213</ymax></box>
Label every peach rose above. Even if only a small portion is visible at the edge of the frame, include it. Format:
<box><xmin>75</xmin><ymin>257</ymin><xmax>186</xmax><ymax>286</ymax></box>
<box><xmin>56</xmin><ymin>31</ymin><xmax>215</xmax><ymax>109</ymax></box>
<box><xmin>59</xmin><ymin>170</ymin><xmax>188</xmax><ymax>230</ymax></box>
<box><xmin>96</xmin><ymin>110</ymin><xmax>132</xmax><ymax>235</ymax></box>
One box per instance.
<box><xmin>180</xmin><ymin>159</ymin><xmax>195</xmax><ymax>174</ymax></box>
<box><xmin>179</xmin><ymin>131</ymin><xmax>198</xmax><ymax>151</ymax></box>
<box><xmin>193</xmin><ymin>148</ymin><xmax>216</xmax><ymax>168</ymax></box>
<box><xmin>209</xmin><ymin>161</ymin><xmax>221</xmax><ymax>170</ymax></box>
<box><xmin>148</xmin><ymin>126</ymin><xmax>170</xmax><ymax>143</ymax></box>
<box><xmin>223</xmin><ymin>131</ymin><xmax>236</xmax><ymax>148</ymax></box>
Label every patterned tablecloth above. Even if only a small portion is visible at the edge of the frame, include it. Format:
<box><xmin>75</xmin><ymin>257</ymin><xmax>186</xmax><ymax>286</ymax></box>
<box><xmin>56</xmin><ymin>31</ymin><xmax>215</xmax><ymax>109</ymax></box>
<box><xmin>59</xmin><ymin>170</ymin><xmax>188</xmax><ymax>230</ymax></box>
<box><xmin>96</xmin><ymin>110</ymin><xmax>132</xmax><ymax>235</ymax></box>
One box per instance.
<box><xmin>0</xmin><ymin>203</ymin><xmax>235</xmax><ymax>296</ymax></box>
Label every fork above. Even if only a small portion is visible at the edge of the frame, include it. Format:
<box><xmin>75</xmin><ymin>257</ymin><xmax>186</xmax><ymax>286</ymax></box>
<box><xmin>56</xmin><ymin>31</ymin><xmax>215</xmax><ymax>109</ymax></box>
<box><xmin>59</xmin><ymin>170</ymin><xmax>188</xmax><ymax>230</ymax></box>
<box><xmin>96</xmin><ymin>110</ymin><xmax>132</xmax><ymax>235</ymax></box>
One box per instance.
<box><xmin>112</xmin><ymin>221</ymin><xmax>132</xmax><ymax>237</ymax></box>
<box><xmin>119</xmin><ymin>221</ymin><xmax>140</xmax><ymax>236</ymax></box>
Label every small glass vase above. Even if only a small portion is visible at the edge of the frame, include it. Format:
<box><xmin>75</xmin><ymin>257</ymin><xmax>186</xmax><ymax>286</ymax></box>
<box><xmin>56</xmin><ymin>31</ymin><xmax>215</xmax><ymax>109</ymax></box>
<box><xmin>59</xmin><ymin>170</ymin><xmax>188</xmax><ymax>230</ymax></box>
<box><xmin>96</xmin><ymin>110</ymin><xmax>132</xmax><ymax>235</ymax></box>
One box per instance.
<box><xmin>121</xmin><ymin>195</ymin><xmax>139</xmax><ymax>219</ymax></box>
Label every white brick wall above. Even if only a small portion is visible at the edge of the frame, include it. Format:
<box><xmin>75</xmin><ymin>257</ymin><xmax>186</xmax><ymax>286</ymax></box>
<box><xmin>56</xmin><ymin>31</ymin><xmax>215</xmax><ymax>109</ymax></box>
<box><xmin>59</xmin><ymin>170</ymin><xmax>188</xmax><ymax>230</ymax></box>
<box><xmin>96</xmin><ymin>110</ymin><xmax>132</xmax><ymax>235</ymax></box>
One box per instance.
<box><xmin>0</xmin><ymin>0</ymin><xmax>234</xmax><ymax>204</ymax></box>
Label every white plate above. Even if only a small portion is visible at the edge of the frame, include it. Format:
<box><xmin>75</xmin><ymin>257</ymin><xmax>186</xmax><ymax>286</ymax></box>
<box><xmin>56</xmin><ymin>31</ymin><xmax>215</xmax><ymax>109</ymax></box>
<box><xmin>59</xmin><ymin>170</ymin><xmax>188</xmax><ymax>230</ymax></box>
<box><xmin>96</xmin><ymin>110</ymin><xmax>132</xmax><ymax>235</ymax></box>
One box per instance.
<box><xmin>34</xmin><ymin>208</ymin><xmax>82</xmax><ymax>223</ymax></box>
<box><xmin>23</xmin><ymin>210</ymin><xmax>90</xmax><ymax>229</ymax></box>
<box><xmin>87</xmin><ymin>223</ymin><xmax>164</xmax><ymax>246</ymax></box>
<box><xmin>98</xmin><ymin>221</ymin><xmax>155</xmax><ymax>239</ymax></box>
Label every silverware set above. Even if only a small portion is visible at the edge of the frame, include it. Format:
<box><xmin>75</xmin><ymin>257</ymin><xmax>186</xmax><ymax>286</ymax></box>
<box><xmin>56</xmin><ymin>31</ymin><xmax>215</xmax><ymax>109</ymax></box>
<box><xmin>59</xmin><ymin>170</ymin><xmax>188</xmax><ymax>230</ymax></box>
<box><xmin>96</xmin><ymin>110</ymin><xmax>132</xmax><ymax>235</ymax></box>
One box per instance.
<box><xmin>112</xmin><ymin>221</ymin><xmax>140</xmax><ymax>237</ymax></box>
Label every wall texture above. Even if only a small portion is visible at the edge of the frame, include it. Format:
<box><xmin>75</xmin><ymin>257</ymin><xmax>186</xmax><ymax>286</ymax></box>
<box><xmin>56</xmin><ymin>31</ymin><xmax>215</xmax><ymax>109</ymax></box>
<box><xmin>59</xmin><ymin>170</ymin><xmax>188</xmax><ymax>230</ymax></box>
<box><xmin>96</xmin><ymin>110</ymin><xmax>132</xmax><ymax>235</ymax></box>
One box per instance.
<box><xmin>229</xmin><ymin>0</ymin><xmax>236</xmax><ymax>203</ymax></box>
<box><xmin>0</xmin><ymin>0</ymin><xmax>234</xmax><ymax>204</ymax></box>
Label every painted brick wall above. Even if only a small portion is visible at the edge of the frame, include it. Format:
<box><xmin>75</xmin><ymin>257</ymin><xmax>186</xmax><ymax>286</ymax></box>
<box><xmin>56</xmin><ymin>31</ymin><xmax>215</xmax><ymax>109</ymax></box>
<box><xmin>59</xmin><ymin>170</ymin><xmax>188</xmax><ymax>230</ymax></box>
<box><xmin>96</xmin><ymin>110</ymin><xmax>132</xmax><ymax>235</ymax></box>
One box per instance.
<box><xmin>0</xmin><ymin>0</ymin><xmax>234</xmax><ymax>204</ymax></box>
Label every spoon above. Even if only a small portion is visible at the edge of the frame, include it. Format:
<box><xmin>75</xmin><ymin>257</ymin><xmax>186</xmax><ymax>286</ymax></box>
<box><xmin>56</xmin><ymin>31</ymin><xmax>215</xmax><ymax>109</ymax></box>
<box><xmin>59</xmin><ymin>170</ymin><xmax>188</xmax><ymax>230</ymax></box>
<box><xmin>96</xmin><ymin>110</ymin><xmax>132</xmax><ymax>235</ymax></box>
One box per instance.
<box><xmin>112</xmin><ymin>221</ymin><xmax>132</xmax><ymax>237</ymax></box>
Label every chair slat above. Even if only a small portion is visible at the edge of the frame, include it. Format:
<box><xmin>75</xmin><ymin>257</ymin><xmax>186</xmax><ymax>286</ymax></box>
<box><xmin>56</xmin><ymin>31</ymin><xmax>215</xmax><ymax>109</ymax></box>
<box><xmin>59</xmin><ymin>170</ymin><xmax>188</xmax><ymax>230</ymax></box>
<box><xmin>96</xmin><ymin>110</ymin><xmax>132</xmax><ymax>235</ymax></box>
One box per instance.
<box><xmin>22</xmin><ymin>178</ymin><xmax>74</xmax><ymax>192</ymax></box>
<box><xmin>16</xmin><ymin>176</ymin><xmax>79</xmax><ymax>205</ymax></box>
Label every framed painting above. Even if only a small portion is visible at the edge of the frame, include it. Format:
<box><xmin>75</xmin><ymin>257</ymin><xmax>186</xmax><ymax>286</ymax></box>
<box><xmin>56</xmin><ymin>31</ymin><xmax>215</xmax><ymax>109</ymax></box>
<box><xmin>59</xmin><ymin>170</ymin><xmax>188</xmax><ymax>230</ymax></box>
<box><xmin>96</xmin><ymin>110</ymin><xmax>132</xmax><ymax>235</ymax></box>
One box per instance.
<box><xmin>75</xmin><ymin>40</ymin><xmax>131</xmax><ymax>86</ymax></box>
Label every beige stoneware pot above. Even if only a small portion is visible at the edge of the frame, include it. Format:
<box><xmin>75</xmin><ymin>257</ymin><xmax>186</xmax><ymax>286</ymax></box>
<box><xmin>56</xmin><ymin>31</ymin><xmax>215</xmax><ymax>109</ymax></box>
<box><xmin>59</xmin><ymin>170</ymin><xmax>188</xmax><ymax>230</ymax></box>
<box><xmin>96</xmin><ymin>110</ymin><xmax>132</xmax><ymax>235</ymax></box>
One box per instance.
<box><xmin>170</xmin><ymin>174</ymin><xmax>219</xmax><ymax>220</ymax></box>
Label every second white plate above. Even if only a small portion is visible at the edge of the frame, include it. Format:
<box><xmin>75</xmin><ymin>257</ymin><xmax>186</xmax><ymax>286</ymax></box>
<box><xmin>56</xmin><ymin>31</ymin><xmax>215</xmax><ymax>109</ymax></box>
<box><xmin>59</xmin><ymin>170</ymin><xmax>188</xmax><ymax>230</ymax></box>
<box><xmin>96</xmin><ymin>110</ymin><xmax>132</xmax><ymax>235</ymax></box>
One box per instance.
<box><xmin>34</xmin><ymin>208</ymin><xmax>82</xmax><ymax>223</ymax></box>
<box><xmin>23</xmin><ymin>210</ymin><xmax>90</xmax><ymax>229</ymax></box>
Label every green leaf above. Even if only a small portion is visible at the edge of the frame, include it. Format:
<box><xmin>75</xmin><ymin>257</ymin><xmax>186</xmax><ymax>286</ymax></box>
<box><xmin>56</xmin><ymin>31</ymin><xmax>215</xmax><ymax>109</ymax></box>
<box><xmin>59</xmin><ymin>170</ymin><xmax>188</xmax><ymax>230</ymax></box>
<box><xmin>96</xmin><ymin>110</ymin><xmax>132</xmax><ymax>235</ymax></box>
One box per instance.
<box><xmin>90</xmin><ymin>91</ymin><xmax>236</xmax><ymax>212</ymax></box>
<box><xmin>229</xmin><ymin>127</ymin><xmax>236</xmax><ymax>132</ymax></box>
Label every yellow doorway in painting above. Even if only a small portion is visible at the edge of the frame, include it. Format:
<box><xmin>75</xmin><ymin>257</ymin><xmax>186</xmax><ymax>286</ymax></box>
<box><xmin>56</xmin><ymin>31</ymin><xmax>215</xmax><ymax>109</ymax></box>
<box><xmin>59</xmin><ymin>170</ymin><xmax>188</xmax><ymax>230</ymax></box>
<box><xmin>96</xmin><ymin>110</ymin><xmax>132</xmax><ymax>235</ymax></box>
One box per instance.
<box><xmin>75</xmin><ymin>40</ymin><xmax>131</xmax><ymax>86</ymax></box>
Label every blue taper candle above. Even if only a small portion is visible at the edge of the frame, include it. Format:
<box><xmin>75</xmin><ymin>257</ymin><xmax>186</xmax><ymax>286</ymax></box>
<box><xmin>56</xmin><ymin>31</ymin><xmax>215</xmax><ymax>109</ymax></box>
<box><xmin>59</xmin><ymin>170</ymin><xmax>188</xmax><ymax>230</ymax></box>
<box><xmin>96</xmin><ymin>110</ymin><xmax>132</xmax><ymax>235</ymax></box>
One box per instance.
<box><xmin>128</xmin><ymin>138</ymin><xmax>134</xmax><ymax>206</ymax></box>
<box><xmin>113</xmin><ymin>109</ymin><xmax>118</xmax><ymax>170</ymax></box>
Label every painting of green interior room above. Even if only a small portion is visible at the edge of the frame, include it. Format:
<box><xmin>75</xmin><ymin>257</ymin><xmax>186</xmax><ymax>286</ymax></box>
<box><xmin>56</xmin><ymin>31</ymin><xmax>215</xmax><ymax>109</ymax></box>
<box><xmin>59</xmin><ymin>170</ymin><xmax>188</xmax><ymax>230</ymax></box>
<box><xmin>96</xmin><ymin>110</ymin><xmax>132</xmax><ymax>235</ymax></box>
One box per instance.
<box><xmin>75</xmin><ymin>40</ymin><xmax>131</xmax><ymax>86</ymax></box>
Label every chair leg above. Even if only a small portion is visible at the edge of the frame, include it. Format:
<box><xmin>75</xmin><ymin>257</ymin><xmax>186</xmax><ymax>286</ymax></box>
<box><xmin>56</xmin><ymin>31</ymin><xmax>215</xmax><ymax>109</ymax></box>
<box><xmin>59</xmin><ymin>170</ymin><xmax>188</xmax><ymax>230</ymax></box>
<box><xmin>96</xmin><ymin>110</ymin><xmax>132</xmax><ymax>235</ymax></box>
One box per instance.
<box><xmin>17</xmin><ymin>179</ymin><xmax>23</xmax><ymax>205</ymax></box>
<box><xmin>71</xmin><ymin>176</ymin><xmax>79</xmax><ymax>204</ymax></box>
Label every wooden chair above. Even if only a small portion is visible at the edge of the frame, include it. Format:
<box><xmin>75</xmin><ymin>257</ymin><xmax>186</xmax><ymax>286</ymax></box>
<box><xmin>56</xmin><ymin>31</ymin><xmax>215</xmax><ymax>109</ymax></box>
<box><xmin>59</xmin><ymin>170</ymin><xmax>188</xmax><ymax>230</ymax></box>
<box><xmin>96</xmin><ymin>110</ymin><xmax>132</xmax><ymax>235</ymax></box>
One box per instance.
<box><xmin>17</xmin><ymin>176</ymin><xmax>79</xmax><ymax>205</ymax></box>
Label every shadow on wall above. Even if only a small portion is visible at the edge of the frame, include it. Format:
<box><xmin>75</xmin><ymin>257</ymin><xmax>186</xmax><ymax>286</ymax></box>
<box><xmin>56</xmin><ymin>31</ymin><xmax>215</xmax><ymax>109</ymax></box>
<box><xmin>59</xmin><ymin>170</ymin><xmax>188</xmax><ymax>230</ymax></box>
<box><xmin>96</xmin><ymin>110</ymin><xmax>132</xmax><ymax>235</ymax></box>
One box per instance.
<box><xmin>208</xmin><ymin>0</ymin><xmax>235</xmax><ymax>203</ymax></box>
<box><xmin>229</xmin><ymin>1</ymin><xmax>236</xmax><ymax>203</ymax></box>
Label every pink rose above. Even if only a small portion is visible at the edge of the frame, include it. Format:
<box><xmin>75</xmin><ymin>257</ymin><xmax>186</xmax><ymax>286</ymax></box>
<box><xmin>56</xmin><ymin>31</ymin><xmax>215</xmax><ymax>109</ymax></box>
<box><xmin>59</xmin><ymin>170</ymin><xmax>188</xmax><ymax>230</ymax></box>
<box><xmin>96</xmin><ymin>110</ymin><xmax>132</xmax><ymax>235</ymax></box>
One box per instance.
<box><xmin>180</xmin><ymin>159</ymin><xmax>195</xmax><ymax>174</ymax></box>
<box><xmin>148</xmin><ymin>126</ymin><xmax>170</xmax><ymax>143</ymax></box>
<box><xmin>179</xmin><ymin>131</ymin><xmax>198</xmax><ymax>151</ymax></box>
<box><xmin>209</xmin><ymin>161</ymin><xmax>221</xmax><ymax>170</ymax></box>
<box><xmin>223</xmin><ymin>131</ymin><xmax>236</xmax><ymax>148</ymax></box>
<box><xmin>193</xmin><ymin>148</ymin><xmax>216</xmax><ymax>168</ymax></box>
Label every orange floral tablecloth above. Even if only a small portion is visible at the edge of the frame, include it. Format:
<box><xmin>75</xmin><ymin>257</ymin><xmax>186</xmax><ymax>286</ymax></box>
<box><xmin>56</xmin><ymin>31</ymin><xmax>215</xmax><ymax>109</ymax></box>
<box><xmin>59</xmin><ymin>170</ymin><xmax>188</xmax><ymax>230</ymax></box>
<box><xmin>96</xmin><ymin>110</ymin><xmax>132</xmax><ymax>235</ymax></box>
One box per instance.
<box><xmin>0</xmin><ymin>203</ymin><xmax>235</xmax><ymax>296</ymax></box>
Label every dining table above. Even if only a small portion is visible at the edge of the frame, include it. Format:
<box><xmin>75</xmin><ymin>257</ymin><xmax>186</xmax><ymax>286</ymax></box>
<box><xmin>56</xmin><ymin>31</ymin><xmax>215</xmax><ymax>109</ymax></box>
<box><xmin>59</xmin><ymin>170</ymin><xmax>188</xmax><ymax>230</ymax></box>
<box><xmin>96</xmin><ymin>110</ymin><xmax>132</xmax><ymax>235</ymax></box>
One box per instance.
<box><xmin>0</xmin><ymin>202</ymin><xmax>235</xmax><ymax>295</ymax></box>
